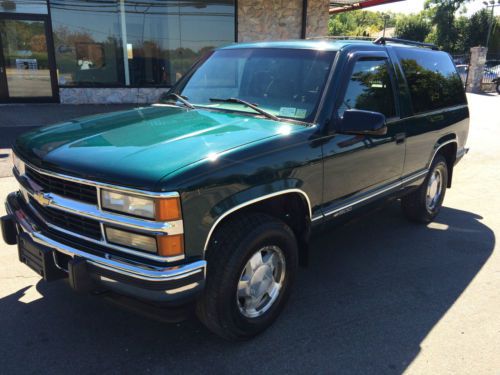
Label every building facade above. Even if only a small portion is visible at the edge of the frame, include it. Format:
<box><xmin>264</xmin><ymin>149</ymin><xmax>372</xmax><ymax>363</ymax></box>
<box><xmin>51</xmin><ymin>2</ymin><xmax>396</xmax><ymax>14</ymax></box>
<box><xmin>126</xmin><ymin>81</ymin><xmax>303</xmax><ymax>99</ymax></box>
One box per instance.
<box><xmin>0</xmin><ymin>0</ymin><xmax>329</xmax><ymax>104</ymax></box>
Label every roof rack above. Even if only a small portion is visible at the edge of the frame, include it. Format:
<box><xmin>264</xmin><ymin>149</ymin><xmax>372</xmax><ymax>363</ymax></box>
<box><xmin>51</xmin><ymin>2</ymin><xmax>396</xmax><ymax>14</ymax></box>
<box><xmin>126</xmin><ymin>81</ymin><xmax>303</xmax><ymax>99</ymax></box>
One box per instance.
<box><xmin>306</xmin><ymin>36</ymin><xmax>375</xmax><ymax>41</ymax></box>
<box><xmin>373</xmin><ymin>37</ymin><xmax>439</xmax><ymax>50</ymax></box>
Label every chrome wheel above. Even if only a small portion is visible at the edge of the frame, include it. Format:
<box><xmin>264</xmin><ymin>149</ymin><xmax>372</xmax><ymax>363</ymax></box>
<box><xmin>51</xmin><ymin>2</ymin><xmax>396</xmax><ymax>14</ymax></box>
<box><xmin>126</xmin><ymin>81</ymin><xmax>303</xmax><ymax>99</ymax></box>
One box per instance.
<box><xmin>236</xmin><ymin>245</ymin><xmax>286</xmax><ymax>318</ymax></box>
<box><xmin>426</xmin><ymin>168</ymin><xmax>443</xmax><ymax>211</ymax></box>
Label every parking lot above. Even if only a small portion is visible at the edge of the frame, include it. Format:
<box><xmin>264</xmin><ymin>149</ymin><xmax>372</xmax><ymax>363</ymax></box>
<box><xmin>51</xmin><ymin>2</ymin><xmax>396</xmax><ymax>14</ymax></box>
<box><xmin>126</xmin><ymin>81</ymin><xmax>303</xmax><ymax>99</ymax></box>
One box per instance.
<box><xmin>0</xmin><ymin>93</ymin><xmax>499</xmax><ymax>374</ymax></box>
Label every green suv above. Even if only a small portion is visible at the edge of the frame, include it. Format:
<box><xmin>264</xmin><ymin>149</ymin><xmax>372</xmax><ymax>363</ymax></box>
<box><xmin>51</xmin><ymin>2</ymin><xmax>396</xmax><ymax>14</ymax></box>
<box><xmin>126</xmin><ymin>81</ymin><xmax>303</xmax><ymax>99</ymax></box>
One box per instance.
<box><xmin>1</xmin><ymin>38</ymin><xmax>469</xmax><ymax>340</ymax></box>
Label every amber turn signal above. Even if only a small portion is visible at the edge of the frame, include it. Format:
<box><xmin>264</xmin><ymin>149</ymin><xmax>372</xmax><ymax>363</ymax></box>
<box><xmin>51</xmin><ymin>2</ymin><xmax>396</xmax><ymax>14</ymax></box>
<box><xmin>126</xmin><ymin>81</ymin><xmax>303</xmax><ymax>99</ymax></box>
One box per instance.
<box><xmin>155</xmin><ymin>197</ymin><xmax>181</xmax><ymax>221</ymax></box>
<box><xmin>157</xmin><ymin>234</ymin><xmax>184</xmax><ymax>257</ymax></box>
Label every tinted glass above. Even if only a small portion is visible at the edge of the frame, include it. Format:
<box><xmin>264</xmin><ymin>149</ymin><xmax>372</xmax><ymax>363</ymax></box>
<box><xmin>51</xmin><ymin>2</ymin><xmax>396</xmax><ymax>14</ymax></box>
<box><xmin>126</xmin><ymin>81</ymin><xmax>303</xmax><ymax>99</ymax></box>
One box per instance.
<box><xmin>396</xmin><ymin>49</ymin><xmax>466</xmax><ymax>114</ymax></box>
<box><xmin>178</xmin><ymin>48</ymin><xmax>335</xmax><ymax>121</ymax></box>
<box><xmin>338</xmin><ymin>59</ymin><xmax>396</xmax><ymax>118</ymax></box>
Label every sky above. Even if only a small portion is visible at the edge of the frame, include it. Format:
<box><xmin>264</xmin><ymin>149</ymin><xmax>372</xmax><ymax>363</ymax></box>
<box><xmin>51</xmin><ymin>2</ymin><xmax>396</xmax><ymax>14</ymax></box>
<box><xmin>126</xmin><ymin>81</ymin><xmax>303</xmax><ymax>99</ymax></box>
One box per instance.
<box><xmin>367</xmin><ymin>0</ymin><xmax>494</xmax><ymax>17</ymax></box>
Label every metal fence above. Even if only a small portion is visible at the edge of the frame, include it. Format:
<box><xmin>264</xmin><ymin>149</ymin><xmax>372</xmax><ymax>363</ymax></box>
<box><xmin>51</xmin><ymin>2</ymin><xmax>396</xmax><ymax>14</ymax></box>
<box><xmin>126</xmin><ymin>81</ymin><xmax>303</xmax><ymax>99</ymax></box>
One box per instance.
<box><xmin>484</xmin><ymin>54</ymin><xmax>500</xmax><ymax>84</ymax></box>
<box><xmin>452</xmin><ymin>54</ymin><xmax>470</xmax><ymax>87</ymax></box>
<box><xmin>452</xmin><ymin>53</ymin><xmax>499</xmax><ymax>92</ymax></box>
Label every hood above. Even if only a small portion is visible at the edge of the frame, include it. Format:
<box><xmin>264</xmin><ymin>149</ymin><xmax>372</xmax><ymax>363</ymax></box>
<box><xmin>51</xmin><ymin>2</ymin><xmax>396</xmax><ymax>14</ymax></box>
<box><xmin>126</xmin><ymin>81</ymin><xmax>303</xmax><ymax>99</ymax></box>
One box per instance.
<box><xmin>14</xmin><ymin>106</ymin><xmax>301</xmax><ymax>190</ymax></box>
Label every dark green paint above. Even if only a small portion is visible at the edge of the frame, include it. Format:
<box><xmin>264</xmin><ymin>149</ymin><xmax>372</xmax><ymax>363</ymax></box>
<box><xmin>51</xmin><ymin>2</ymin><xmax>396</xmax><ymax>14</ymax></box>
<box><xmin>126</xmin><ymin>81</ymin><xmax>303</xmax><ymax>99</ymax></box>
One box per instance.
<box><xmin>12</xmin><ymin>40</ymin><xmax>470</xmax><ymax>262</ymax></box>
<box><xmin>14</xmin><ymin>105</ymin><xmax>307</xmax><ymax>191</ymax></box>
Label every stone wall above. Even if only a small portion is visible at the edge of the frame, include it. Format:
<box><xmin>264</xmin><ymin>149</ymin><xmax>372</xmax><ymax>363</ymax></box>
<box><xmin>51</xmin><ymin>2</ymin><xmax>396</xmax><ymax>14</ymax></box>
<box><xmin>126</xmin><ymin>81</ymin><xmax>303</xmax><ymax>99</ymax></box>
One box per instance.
<box><xmin>59</xmin><ymin>88</ymin><xmax>167</xmax><ymax>104</ymax></box>
<box><xmin>238</xmin><ymin>0</ymin><xmax>329</xmax><ymax>42</ymax></box>
<box><xmin>306</xmin><ymin>0</ymin><xmax>330</xmax><ymax>38</ymax></box>
<box><xmin>466</xmin><ymin>46</ymin><xmax>488</xmax><ymax>94</ymax></box>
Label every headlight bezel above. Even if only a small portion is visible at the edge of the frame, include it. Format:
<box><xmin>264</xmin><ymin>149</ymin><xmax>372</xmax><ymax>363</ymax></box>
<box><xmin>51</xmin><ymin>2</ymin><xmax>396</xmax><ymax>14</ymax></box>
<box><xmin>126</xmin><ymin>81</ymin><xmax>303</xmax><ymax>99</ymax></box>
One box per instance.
<box><xmin>104</xmin><ymin>225</ymin><xmax>185</xmax><ymax>257</ymax></box>
<box><xmin>100</xmin><ymin>189</ymin><xmax>182</xmax><ymax>222</ymax></box>
<box><xmin>101</xmin><ymin>189</ymin><xmax>156</xmax><ymax>220</ymax></box>
<box><xmin>105</xmin><ymin>226</ymin><xmax>158</xmax><ymax>253</ymax></box>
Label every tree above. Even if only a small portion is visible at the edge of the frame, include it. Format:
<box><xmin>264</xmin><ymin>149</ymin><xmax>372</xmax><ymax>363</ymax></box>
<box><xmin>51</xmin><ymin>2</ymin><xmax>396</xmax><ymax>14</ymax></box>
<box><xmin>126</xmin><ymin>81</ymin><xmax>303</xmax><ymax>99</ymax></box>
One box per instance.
<box><xmin>467</xmin><ymin>9</ymin><xmax>495</xmax><ymax>48</ymax></box>
<box><xmin>425</xmin><ymin>0</ymin><xmax>470</xmax><ymax>52</ymax></box>
<box><xmin>328</xmin><ymin>10</ymin><xmax>396</xmax><ymax>37</ymax></box>
<box><xmin>395</xmin><ymin>14</ymin><xmax>432</xmax><ymax>42</ymax></box>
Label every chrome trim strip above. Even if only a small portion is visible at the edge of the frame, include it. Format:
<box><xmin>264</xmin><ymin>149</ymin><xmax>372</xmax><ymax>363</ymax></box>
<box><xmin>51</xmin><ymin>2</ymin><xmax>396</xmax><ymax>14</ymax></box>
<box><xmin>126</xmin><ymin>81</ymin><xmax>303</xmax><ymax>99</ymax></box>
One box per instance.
<box><xmin>203</xmin><ymin>189</ymin><xmax>313</xmax><ymax>251</ymax></box>
<box><xmin>20</xmin><ymin>193</ymin><xmax>184</xmax><ymax>262</ymax></box>
<box><xmin>17</xmin><ymin>155</ymin><xmax>179</xmax><ymax>198</ymax></box>
<box><xmin>7</xmin><ymin>199</ymin><xmax>205</xmax><ymax>283</ymax></box>
<box><xmin>323</xmin><ymin>180</ymin><xmax>402</xmax><ymax>218</ymax></box>
<box><xmin>15</xmin><ymin>172</ymin><xmax>185</xmax><ymax>263</ymax></box>
<box><xmin>402</xmin><ymin>169</ymin><xmax>429</xmax><ymax>184</ymax></box>
<box><xmin>43</xmin><ymin>215</ymin><xmax>185</xmax><ymax>263</ymax></box>
<box><xmin>321</xmin><ymin>169</ymin><xmax>430</xmax><ymax>219</ymax></box>
<box><xmin>16</xmin><ymin>174</ymin><xmax>184</xmax><ymax>235</ymax></box>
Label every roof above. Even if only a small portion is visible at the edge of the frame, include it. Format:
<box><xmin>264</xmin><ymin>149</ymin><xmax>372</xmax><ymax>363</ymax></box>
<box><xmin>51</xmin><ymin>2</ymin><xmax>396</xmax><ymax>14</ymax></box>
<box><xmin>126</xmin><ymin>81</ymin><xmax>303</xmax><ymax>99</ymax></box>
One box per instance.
<box><xmin>220</xmin><ymin>39</ymin><xmax>375</xmax><ymax>52</ymax></box>
<box><xmin>221</xmin><ymin>38</ymin><xmax>442</xmax><ymax>53</ymax></box>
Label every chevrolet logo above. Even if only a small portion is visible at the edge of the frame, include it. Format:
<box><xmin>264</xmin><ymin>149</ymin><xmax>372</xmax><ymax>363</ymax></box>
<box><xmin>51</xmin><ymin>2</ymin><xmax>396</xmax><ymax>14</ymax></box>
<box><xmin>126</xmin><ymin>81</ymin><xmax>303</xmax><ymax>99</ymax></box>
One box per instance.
<box><xmin>32</xmin><ymin>191</ymin><xmax>53</xmax><ymax>207</ymax></box>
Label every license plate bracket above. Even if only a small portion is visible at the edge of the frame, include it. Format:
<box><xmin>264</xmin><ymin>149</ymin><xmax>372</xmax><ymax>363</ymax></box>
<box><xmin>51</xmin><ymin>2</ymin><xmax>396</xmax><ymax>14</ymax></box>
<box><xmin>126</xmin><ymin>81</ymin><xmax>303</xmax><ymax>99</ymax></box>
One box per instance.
<box><xmin>18</xmin><ymin>233</ymin><xmax>67</xmax><ymax>281</ymax></box>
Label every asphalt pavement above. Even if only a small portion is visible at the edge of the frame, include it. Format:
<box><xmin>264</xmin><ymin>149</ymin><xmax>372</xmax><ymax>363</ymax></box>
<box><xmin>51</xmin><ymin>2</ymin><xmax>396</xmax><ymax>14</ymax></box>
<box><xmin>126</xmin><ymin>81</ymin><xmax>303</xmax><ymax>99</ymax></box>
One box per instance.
<box><xmin>0</xmin><ymin>94</ymin><xmax>498</xmax><ymax>374</ymax></box>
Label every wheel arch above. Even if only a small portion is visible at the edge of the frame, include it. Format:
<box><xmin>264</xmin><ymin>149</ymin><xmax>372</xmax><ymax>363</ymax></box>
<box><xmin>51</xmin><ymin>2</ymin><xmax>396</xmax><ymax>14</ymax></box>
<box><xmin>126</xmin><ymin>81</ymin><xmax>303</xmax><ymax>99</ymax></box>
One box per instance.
<box><xmin>203</xmin><ymin>189</ymin><xmax>312</xmax><ymax>266</ymax></box>
<box><xmin>429</xmin><ymin>136</ymin><xmax>458</xmax><ymax>188</ymax></box>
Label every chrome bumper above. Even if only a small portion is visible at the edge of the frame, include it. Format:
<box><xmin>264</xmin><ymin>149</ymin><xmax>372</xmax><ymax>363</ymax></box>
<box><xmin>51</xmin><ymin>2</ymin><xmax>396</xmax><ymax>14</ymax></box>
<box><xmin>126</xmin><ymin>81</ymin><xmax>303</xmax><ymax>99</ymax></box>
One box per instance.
<box><xmin>5</xmin><ymin>192</ymin><xmax>206</xmax><ymax>303</ymax></box>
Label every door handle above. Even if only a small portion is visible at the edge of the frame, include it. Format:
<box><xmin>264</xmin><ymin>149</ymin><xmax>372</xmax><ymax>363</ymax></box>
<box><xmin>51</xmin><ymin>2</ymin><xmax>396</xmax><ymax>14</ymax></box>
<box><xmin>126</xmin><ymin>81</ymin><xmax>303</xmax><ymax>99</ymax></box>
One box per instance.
<box><xmin>428</xmin><ymin>114</ymin><xmax>444</xmax><ymax>123</ymax></box>
<box><xmin>394</xmin><ymin>132</ymin><xmax>406</xmax><ymax>144</ymax></box>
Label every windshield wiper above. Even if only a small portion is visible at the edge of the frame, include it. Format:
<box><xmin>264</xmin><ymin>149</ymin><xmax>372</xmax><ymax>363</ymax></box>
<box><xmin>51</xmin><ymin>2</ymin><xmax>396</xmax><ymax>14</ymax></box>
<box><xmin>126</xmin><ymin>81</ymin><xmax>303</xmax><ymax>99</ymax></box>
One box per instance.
<box><xmin>209</xmin><ymin>97</ymin><xmax>280</xmax><ymax>121</ymax></box>
<box><xmin>162</xmin><ymin>93</ymin><xmax>195</xmax><ymax>109</ymax></box>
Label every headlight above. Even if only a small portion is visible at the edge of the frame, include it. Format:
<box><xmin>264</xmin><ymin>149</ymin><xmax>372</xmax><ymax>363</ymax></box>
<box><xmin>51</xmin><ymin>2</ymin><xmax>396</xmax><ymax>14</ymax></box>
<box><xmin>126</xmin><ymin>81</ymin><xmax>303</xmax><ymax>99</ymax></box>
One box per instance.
<box><xmin>105</xmin><ymin>226</ymin><xmax>184</xmax><ymax>257</ymax></box>
<box><xmin>12</xmin><ymin>153</ymin><xmax>25</xmax><ymax>175</ymax></box>
<box><xmin>101</xmin><ymin>189</ymin><xmax>181</xmax><ymax>221</ymax></box>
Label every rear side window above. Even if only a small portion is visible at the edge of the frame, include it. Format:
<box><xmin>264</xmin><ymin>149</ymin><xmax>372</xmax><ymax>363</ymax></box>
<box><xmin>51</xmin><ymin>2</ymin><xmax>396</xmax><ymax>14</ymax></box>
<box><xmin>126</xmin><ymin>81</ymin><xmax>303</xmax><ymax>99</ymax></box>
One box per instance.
<box><xmin>338</xmin><ymin>58</ymin><xmax>396</xmax><ymax>119</ymax></box>
<box><xmin>396</xmin><ymin>49</ymin><xmax>466</xmax><ymax>114</ymax></box>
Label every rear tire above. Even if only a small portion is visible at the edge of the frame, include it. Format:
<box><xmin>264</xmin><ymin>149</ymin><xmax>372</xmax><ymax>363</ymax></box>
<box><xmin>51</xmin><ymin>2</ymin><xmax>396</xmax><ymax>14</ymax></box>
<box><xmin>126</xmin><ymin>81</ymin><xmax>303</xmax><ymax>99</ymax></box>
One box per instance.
<box><xmin>401</xmin><ymin>154</ymin><xmax>448</xmax><ymax>223</ymax></box>
<box><xmin>196</xmin><ymin>213</ymin><xmax>298</xmax><ymax>341</ymax></box>
<box><xmin>496</xmin><ymin>82</ymin><xmax>500</xmax><ymax>95</ymax></box>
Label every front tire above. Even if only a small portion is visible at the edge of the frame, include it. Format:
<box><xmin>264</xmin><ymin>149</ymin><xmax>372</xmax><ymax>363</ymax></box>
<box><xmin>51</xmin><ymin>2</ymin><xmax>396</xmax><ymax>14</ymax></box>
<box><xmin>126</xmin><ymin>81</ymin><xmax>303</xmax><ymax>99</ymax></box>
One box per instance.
<box><xmin>196</xmin><ymin>213</ymin><xmax>298</xmax><ymax>341</ymax></box>
<box><xmin>496</xmin><ymin>82</ymin><xmax>500</xmax><ymax>95</ymax></box>
<box><xmin>401</xmin><ymin>154</ymin><xmax>448</xmax><ymax>223</ymax></box>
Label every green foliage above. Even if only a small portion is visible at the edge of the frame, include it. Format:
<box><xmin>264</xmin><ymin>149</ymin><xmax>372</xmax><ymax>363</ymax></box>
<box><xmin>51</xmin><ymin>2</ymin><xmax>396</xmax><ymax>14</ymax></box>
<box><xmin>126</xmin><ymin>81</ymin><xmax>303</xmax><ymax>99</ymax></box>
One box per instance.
<box><xmin>395</xmin><ymin>14</ymin><xmax>432</xmax><ymax>42</ymax></box>
<box><xmin>328</xmin><ymin>10</ymin><xmax>396</xmax><ymax>37</ymax></box>
<box><xmin>328</xmin><ymin>0</ymin><xmax>499</xmax><ymax>54</ymax></box>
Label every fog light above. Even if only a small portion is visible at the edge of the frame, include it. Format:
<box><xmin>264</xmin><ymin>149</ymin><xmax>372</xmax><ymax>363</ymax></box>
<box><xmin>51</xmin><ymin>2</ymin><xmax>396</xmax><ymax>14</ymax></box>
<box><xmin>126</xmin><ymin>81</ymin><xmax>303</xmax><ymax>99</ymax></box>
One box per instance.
<box><xmin>105</xmin><ymin>226</ymin><xmax>157</xmax><ymax>253</ymax></box>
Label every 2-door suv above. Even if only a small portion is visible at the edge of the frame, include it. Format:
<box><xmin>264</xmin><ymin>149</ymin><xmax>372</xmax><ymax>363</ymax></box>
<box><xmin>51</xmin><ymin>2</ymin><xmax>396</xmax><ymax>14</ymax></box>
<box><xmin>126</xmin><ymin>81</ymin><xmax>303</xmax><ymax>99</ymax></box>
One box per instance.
<box><xmin>1</xmin><ymin>38</ymin><xmax>469</xmax><ymax>340</ymax></box>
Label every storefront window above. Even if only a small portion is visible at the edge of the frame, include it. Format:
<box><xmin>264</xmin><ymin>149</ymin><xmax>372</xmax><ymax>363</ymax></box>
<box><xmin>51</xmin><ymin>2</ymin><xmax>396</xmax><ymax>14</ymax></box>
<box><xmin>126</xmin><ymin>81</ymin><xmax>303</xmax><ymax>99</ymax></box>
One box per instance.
<box><xmin>0</xmin><ymin>0</ymin><xmax>48</xmax><ymax>14</ymax></box>
<box><xmin>50</xmin><ymin>0</ymin><xmax>235</xmax><ymax>87</ymax></box>
<box><xmin>50</xmin><ymin>0</ymin><xmax>123</xmax><ymax>86</ymax></box>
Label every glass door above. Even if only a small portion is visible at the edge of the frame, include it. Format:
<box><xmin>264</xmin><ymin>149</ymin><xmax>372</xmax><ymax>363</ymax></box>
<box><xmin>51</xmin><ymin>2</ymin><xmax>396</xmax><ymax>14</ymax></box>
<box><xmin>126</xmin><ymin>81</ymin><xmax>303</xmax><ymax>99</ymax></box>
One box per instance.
<box><xmin>0</xmin><ymin>15</ymin><xmax>57</xmax><ymax>102</ymax></box>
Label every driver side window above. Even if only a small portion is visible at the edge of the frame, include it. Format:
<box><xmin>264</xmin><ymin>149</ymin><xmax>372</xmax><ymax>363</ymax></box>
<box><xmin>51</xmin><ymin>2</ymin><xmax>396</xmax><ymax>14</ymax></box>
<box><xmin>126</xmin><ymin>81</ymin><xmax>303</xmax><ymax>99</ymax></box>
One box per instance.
<box><xmin>338</xmin><ymin>58</ymin><xmax>396</xmax><ymax>119</ymax></box>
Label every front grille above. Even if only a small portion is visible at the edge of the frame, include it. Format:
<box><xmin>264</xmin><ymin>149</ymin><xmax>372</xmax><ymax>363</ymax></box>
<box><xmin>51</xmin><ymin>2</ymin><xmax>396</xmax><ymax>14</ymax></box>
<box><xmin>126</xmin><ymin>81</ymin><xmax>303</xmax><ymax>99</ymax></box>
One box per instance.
<box><xmin>30</xmin><ymin>197</ymin><xmax>102</xmax><ymax>240</ymax></box>
<box><xmin>26</xmin><ymin>167</ymin><xmax>98</xmax><ymax>205</ymax></box>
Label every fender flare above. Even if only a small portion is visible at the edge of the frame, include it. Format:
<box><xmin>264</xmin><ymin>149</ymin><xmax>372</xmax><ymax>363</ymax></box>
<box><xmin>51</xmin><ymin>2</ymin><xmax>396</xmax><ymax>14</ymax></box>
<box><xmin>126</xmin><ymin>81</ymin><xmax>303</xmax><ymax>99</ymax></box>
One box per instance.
<box><xmin>203</xmin><ymin>188</ymin><xmax>312</xmax><ymax>251</ymax></box>
<box><xmin>428</xmin><ymin>138</ymin><xmax>458</xmax><ymax>169</ymax></box>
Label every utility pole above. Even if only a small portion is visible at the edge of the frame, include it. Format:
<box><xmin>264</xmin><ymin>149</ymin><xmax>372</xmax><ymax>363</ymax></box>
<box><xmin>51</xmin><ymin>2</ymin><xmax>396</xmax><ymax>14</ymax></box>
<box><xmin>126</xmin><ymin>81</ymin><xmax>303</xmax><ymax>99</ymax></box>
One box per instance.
<box><xmin>483</xmin><ymin>0</ymin><xmax>500</xmax><ymax>48</ymax></box>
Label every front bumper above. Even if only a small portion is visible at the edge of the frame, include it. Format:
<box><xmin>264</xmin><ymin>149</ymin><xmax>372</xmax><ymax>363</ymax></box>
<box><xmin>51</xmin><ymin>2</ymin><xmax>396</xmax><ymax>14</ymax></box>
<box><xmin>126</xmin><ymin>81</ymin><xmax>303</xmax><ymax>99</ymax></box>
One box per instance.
<box><xmin>3</xmin><ymin>192</ymin><xmax>206</xmax><ymax>303</ymax></box>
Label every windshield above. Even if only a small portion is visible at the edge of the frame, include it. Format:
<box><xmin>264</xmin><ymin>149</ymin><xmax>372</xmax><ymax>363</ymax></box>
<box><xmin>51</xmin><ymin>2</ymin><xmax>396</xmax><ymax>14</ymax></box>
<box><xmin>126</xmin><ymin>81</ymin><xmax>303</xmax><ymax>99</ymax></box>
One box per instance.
<box><xmin>176</xmin><ymin>48</ymin><xmax>336</xmax><ymax>122</ymax></box>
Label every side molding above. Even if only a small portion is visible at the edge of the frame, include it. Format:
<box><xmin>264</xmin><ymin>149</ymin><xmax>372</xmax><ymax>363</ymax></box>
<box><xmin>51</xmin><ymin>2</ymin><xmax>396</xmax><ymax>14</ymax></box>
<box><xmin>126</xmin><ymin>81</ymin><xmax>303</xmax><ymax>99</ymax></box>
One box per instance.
<box><xmin>203</xmin><ymin>189</ymin><xmax>312</xmax><ymax>251</ymax></box>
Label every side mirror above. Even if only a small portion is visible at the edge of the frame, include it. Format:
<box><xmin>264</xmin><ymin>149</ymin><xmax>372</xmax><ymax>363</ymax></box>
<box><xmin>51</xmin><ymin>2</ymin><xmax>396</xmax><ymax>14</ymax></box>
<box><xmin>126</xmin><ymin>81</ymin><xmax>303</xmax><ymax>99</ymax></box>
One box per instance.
<box><xmin>338</xmin><ymin>109</ymin><xmax>387</xmax><ymax>136</ymax></box>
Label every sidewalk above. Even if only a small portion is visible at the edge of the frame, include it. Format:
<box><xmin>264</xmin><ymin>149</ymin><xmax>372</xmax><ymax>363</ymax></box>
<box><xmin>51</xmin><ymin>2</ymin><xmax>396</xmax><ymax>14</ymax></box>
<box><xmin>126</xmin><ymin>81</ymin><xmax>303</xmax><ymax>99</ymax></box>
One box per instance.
<box><xmin>0</xmin><ymin>104</ymin><xmax>135</xmax><ymax>177</ymax></box>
